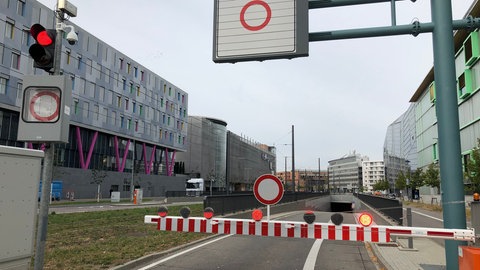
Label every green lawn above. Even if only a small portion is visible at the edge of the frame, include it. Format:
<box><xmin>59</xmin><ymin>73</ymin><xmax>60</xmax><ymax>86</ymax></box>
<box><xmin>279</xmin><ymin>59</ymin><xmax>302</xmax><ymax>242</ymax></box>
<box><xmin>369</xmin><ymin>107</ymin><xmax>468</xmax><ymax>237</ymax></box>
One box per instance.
<box><xmin>43</xmin><ymin>204</ymin><xmax>207</xmax><ymax>269</ymax></box>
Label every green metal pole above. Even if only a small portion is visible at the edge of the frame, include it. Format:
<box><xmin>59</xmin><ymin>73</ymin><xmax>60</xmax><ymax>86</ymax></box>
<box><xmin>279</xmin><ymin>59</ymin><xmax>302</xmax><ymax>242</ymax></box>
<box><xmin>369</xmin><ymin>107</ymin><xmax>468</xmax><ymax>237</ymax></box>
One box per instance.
<box><xmin>430</xmin><ymin>1</ymin><xmax>467</xmax><ymax>269</ymax></box>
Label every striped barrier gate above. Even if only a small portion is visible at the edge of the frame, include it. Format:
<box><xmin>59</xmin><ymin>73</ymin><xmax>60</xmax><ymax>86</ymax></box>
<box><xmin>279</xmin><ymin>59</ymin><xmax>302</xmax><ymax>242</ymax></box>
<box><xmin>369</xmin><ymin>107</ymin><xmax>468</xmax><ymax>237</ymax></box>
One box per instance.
<box><xmin>144</xmin><ymin>215</ymin><xmax>475</xmax><ymax>244</ymax></box>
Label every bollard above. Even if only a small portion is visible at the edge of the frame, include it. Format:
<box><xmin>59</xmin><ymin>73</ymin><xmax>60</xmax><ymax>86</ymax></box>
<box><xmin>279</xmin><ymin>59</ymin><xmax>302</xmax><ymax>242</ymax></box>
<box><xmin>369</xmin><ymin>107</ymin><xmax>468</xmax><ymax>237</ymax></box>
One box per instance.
<box><xmin>407</xmin><ymin>207</ymin><xmax>413</xmax><ymax>249</ymax></box>
<box><xmin>472</xmin><ymin>200</ymin><xmax>480</xmax><ymax>247</ymax></box>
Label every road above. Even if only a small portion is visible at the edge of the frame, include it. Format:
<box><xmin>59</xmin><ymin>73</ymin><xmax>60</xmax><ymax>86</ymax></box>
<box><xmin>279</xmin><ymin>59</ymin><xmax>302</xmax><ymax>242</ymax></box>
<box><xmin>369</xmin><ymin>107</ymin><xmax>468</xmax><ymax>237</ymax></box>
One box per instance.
<box><xmin>134</xmin><ymin>211</ymin><xmax>379</xmax><ymax>270</ymax></box>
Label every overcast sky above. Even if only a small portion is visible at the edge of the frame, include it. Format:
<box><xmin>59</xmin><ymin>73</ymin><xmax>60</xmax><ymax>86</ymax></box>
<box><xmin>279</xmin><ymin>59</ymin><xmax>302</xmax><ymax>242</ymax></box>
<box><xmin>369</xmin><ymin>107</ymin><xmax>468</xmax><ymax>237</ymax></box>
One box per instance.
<box><xmin>37</xmin><ymin>0</ymin><xmax>475</xmax><ymax>170</ymax></box>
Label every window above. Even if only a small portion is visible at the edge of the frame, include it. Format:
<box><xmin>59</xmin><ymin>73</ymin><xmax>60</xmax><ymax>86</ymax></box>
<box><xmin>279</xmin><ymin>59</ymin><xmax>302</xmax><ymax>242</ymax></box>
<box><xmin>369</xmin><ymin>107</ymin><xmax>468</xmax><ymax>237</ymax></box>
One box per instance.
<box><xmin>71</xmin><ymin>76</ymin><xmax>75</xmax><ymax>91</ymax></box>
<box><xmin>77</xmin><ymin>55</ymin><xmax>82</xmax><ymax>69</ymax></box>
<box><xmin>139</xmin><ymin>105</ymin><xmax>143</xmax><ymax>116</ymax></box>
<box><xmin>433</xmin><ymin>142</ymin><xmax>438</xmax><ymax>161</ymax></box>
<box><xmin>457</xmin><ymin>69</ymin><xmax>473</xmax><ymax>99</ymax></box>
<box><xmin>22</xmin><ymin>30</ymin><xmax>29</xmax><ymax>45</ymax></box>
<box><xmin>130</xmin><ymin>82</ymin><xmax>134</xmax><ymax>94</ymax></box>
<box><xmin>119</xmin><ymin>58</ymin><xmax>124</xmax><ymax>70</ymax></box>
<box><xmin>94</xmin><ymin>105</ymin><xmax>99</xmax><ymax>120</ymax></box>
<box><xmin>66</xmin><ymin>49</ymin><xmax>71</xmax><ymax>65</ymax></box>
<box><xmin>112</xmin><ymin>111</ymin><xmax>117</xmax><ymax>126</ymax></box>
<box><xmin>73</xmin><ymin>99</ymin><xmax>79</xmax><ymax>114</ymax></box>
<box><xmin>135</xmin><ymin>120</ymin><xmax>138</xmax><ymax>132</ymax></box>
<box><xmin>134</xmin><ymin>67</ymin><xmax>138</xmax><ymax>77</ymax></box>
<box><xmin>125</xmin><ymin>99</ymin><xmax>129</xmax><ymax>110</ymax></box>
<box><xmin>122</xmin><ymin>78</ymin><xmax>126</xmax><ymax>91</ymax></box>
<box><xmin>98</xmin><ymin>87</ymin><xmax>105</xmax><ymax>102</ymax></box>
<box><xmin>428</xmin><ymin>82</ymin><xmax>435</xmax><ymax>103</ymax></box>
<box><xmin>141</xmin><ymin>71</ymin><xmax>145</xmax><ymax>81</ymax></box>
<box><xmin>132</xmin><ymin>102</ymin><xmax>136</xmax><ymax>113</ymax></box>
<box><xmin>83</xmin><ymin>102</ymin><xmax>89</xmax><ymax>118</ymax></box>
<box><xmin>102</xmin><ymin>108</ymin><xmax>107</xmax><ymax>123</ymax></box>
<box><xmin>127</xmin><ymin>63</ymin><xmax>131</xmax><ymax>74</ymax></box>
<box><xmin>120</xmin><ymin>115</ymin><xmax>124</xmax><ymax>128</ymax></box>
<box><xmin>127</xmin><ymin>118</ymin><xmax>132</xmax><ymax>130</ymax></box>
<box><xmin>136</xmin><ymin>86</ymin><xmax>141</xmax><ymax>97</ymax></box>
<box><xmin>117</xmin><ymin>95</ymin><xmax>122</xmax><ymax>107</ymax></box>
<box><xmin>0</xmin><ymin>77</ymin><xmax>7</xmax><ymax>94</ymax></box>
<box><xmin>11</xmin><ymin>52</ymin><xmax>20</xmax><ymax>69</ymax></box>
<box><xmin>17</xmin><ymin>0</ymin><xmax>25</xmax><ymax>16</ymax></box>
<box><xmin>5</xmin><ymin>20</ymin><xmax>14</xmax><ymax>39</ymax></box>
<box><xmin>464</xmin><ymin>31</ymin><xmax>480</xmax><ymax>67</ymax></box>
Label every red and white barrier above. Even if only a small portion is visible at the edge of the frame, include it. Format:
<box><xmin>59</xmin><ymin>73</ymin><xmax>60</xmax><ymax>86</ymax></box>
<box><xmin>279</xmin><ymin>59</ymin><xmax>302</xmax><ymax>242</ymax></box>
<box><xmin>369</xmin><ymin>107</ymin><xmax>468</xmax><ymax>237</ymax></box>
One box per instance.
<box><xmin>144</xmin><ymin>215</ymin><xmax>475</xmax><ymax>243</ymax></box>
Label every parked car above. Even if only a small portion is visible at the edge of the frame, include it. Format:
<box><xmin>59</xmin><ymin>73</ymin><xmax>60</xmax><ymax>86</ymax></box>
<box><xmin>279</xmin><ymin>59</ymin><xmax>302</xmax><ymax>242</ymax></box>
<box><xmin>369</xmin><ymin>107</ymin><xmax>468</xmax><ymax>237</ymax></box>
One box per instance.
<box><xmin>387</xmin><ymin>193</ymin><xmax>396</xmax><ymax>199</ymax></box>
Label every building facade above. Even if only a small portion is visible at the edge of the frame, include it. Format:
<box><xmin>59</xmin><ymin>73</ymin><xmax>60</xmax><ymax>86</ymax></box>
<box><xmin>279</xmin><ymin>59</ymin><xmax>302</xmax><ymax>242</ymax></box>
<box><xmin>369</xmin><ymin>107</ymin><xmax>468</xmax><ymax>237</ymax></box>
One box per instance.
<box><xmin>362</xmin><ymin>160</ymin><xmax>385</xmax><ymax>193</ymax></box>
<box><xmin>387</xmin><ymin>1</ymin><xmax>480</xmax><ymax>195</ymax></box>
<box><xmin>175</xmin><ymin>116</ymin><xmax>276</xmax><ymax>193</ymax></box>
<box><xmin>0</xmin><ymin>0</ymin><xmax>189</xmax><ymax>198</ymax></box>
<box><xmin>328</xmin><ymin>152</ymin><xmax>367</xmax><ymax>193</ymax></box>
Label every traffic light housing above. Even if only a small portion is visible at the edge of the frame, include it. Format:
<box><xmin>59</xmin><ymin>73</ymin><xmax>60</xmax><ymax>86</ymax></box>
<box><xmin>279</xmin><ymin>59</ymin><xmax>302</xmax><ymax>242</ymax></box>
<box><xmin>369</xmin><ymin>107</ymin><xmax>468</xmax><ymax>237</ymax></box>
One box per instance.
<box><xmin>28</xmin><ymin>24</ymin><xmax>56</xmax><ymax>72</ymax></box>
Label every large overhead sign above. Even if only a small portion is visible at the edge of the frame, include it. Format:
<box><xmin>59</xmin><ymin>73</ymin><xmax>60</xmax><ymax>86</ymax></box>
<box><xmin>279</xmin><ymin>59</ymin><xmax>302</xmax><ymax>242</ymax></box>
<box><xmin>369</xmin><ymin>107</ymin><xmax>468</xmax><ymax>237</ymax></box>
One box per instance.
<box><xmin>213</xmin><ymin>0</ymin><xmax>309</xmax><ymax>63</ymax></box>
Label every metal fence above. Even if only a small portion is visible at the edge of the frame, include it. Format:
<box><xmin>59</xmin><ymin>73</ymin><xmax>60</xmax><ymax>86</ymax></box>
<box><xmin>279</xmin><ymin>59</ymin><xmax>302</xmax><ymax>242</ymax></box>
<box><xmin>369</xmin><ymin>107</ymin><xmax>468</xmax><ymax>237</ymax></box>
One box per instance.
<box><xmin>204</xmin><ymin>192</ymin><xmax>329</xmax><ymax>215</ymax></box>
<box><xmin>354</xmin><ymin>193</ymin><xmax>403</xmax><ymax>224</ymax></box>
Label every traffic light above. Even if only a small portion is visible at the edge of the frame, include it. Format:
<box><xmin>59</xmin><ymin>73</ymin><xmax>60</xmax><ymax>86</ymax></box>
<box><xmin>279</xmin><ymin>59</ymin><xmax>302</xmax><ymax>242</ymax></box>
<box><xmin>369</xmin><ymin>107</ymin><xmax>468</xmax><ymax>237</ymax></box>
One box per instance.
<box><xmin>28</xmin><ymin>24</ymin><xmax>56</xmax><ymax>72</ymax></box>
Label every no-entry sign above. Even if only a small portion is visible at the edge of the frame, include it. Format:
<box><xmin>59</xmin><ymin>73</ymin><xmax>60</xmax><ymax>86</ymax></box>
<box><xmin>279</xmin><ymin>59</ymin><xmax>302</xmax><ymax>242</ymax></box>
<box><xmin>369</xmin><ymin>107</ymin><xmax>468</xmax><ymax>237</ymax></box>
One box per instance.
<box><xmin>253</xmin><ymin>174</ymin><xmax>284</xmax><ymax>205</ymax></box>
<box><xmin>213</xmin><ymin>0</ymin><xmax>309</xmax><ymax>63</ymax></box>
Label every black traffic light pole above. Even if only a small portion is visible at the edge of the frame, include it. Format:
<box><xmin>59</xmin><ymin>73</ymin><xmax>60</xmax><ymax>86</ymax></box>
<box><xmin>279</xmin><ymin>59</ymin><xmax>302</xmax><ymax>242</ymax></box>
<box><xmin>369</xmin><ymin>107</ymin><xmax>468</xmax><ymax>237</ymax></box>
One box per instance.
<box><xmin>33</xmin><ymin>7</ymin><xmax>66</xmax><ymax>270</ymax></box>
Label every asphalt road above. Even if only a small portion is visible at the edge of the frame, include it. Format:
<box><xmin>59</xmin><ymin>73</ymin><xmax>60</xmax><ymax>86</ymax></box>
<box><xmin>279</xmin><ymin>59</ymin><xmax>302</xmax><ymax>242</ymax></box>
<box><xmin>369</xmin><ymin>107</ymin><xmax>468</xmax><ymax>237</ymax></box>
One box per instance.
<box><xmin>133</xmin><ymin>211</ymin><xmax>378</xmax><ymax>270</ymax></box>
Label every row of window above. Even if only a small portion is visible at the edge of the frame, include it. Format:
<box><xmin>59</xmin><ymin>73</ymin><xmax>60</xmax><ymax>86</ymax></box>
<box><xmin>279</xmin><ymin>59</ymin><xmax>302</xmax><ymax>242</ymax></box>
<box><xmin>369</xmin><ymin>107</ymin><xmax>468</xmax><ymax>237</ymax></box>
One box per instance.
<box><xmin>71</xmin><ymin>99</ymin><xmax>186</xmax><ymax>145</ymax></box>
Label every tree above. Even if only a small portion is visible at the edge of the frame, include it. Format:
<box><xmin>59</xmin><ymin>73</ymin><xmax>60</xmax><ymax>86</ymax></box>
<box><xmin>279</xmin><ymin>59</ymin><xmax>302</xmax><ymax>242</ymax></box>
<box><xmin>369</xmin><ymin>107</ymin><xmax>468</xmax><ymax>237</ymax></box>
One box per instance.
<box><xmin>91</xmin><ymin>169</ymin><xmax>107</xmax><ymax>202</ymax></box>
<box><xmin>409</xmin><ymin>168</ymin><xmax>424</xmax><ymax>190</ymax></box>
<box><xmin>465</xmin><ymin>138</ymin><xmax>480</xmax><ymax>192</ymax></box>
<box><xmin>373</xmin><ymin>180</ymin><xmax>390</xmax><ymax>192</ymax></box>
<box><xmin>423</xmin><ymin>163</ymin><xmax>440</xmax><ymax>192</ymax></box>
<box><xmin>395</xmin><ymin>171</ymin><xmax>407</xmax><ymax>191</ymax></box>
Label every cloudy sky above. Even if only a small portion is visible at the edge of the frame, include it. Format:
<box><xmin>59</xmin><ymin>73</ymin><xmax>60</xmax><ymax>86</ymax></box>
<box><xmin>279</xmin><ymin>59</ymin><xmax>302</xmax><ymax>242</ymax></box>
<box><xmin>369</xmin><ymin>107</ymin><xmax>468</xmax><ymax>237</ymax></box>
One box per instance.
<box><xmin>37</xmin><ymin>0</ymin><xmax>475</xmax><ymax>170</ymax></box>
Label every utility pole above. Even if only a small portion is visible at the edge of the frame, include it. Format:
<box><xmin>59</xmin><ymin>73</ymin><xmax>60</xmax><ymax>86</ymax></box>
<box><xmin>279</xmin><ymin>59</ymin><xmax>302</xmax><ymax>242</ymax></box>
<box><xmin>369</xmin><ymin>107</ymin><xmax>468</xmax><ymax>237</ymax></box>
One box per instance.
<box><xmin>33</xmin><ymin>1</ymin><xmax>77</xmax><ymax>269</ymax></box>
<box><xmin>291</xmin><ymin>125</ymin><xmax>295</xmax><ymax>193</ymax></box>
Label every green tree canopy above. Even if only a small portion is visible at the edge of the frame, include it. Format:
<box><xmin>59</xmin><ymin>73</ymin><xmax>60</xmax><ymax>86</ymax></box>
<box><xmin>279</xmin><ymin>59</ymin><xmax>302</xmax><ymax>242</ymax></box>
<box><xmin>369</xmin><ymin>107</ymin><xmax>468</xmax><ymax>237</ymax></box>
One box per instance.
<box><xmin>423</xmin><ymin>163</ymin><xmax>440</xmax><ymax>189</ymax></box>
<box><xmin>465</xmin><ymin>138</ymin><xmax>480</xmax><ymax>192</ymax></box>
<box><xmin>409</xmin><ymin>168</ymin><xmax>424</xmax><ymax>190</ymax></box>
<box><xmin>395</xmin><ymin>171</ymin><xmax>408</xmax><ymax>191</ymax></box>
<box><xmin>373</xmin><ymin>180</ymin><xmax>390</xmax><ymax>191</ymax></box>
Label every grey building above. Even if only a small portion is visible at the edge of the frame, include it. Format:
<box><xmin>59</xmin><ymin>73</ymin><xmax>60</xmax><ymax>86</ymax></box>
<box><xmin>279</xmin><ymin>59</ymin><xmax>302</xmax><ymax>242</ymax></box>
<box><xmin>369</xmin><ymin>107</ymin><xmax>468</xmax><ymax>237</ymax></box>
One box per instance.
<box><xmin>328</xmin><ymin>152</ymin><xmax>367</xmax><ymax>193</ymax></box>
<box><xmin>383</xmin><ymin>104</ymin><xmax>416</xmax><ymax>192</ymax></box>
<box><xmin>0</xmin><ymin>0</ymin><xmax>188</xmax><ymax>198</ymax></box>
<box><xmin>175</xmin><ymin>116</ymin><xmax>276</xmax><ymax>193</ymax></box>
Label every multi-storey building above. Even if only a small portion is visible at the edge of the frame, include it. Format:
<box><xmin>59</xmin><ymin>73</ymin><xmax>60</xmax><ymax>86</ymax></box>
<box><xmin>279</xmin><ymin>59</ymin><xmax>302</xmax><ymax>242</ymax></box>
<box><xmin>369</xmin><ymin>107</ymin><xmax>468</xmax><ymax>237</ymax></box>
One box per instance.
<box><xmin>387</xmin><ymin>1</ymin><xmax>480</xmax><ymax>194</ymax></box>
<box><xmin>383</xmin><ymin>104</ymin><xmax>416</xmax><ymax>191</ymax></box>
<box><xmin>328</xmin><ymin>152</ymin><xmax>368</xmax><ymax>193</ymax></box>
<box><xmin>361</xmin><ymin>160</ymin><xmax>385</xmax><ymax>193</ymax></box>
<box><xmin>1</xmin><ymin>0</ymin><xmax>188</xmax><ymax>198</ymax></box>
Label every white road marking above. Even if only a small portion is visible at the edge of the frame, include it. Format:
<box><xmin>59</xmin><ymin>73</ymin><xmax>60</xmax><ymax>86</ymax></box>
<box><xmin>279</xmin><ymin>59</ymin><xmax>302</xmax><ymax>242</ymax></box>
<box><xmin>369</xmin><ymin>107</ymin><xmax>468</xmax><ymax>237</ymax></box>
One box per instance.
<box><xmin>303</xmin><ymin>239</ymin><xmax>324</xmax><ymax>270</ymax></box>
<box><xmin>137</xmin><ymin>235</ymin><xmax>232</xmax><ymax>270</ymax></box>
<box><xmin>404</xmin><ymin>208</ymin><xmax>444</xmax><ymax>222</ymax></box>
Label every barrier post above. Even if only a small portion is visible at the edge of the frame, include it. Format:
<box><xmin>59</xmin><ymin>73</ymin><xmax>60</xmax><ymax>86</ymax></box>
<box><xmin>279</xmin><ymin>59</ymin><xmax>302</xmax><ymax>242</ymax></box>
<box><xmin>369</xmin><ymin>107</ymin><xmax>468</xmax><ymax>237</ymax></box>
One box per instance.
<box><xmin>407</xmin><ymin>207</ymin><xmax>413</xmax><ymax>249</ymax></box>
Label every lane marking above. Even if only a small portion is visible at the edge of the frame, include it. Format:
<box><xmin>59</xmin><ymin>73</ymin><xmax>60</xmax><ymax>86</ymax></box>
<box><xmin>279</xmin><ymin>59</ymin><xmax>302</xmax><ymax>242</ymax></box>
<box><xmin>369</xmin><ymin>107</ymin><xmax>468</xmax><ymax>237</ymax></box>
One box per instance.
<box><xmin>138</xmin><ymin>235</ymin><xmax>232</xmax><ymax>270</ymax></box>
<box><xmin>404</xmin><ymin>208</ymin><xmax>443</xmax><ymax>222</ymax></box>
<box><xmin>302</xmin><ymin>239</ymin><xmax>323</xmax><ymax>270</ymax></box>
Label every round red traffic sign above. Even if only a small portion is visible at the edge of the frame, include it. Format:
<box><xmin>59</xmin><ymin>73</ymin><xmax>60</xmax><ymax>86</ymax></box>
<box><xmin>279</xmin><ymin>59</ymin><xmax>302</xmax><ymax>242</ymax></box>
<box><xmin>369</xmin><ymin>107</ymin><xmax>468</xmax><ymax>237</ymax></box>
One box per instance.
<box><xmin>240</xmin><ymin>0</ymin><xmax>272</xmax><ymax>31</ymax></box>
<box><xmin>253</xmin><ymin>174</ymin><xmax>284</xmax><ymax>205</ymax></box>
<box><xmin>29</xmin><ymin>90</ymin><xmax>60</xmax><ymax>122</ymax></box>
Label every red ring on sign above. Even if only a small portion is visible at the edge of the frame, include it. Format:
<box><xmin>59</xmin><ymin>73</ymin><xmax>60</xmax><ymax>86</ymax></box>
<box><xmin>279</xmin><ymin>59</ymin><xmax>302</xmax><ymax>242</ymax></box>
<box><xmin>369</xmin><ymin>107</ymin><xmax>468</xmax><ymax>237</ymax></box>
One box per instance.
<box><xmin>240</xmin><ymin>1</ymin><xmax>272</xmax><ymax>31</ymax></box>
<box><xmin>254</xmin><ymin>174</ymin><xmax>284</xmax><ymax>205</ymax></box>
<box><xmin>29</xmin><ymin>91</ymin><xmax>60</xmax><ymax>121</ymax></box>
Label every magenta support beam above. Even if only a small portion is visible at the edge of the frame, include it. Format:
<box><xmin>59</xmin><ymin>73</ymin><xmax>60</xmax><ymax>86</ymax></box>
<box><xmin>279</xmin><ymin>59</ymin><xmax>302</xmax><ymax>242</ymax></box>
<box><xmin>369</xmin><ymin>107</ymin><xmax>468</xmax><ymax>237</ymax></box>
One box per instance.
<box><xmin>119</xmin><ymin>140</ymin><xmax>130</xmax><ymax>172</ymax></box>
<box><xmin>114</xmin><ymin>136</ymin><xmax>120</xmax><ymax>170</ymax></box>
<box><xmin>164</xmin><ymin>148</ymin><xmax>176</xmax><ymax>176</ymax></box>
<box><xmin>142</xmin><ymin>144</ymin><xmax>157</xmax><ymax>175</ymax></box>
<box><xmin>75</xmin><ymin>126</ymin><xmax>98</xmax><ymax>169</ymax></box>
<box><xmin>75</xmin><ymin>127</ymin><xmax>86</xmax><ymax>168</ymax></box>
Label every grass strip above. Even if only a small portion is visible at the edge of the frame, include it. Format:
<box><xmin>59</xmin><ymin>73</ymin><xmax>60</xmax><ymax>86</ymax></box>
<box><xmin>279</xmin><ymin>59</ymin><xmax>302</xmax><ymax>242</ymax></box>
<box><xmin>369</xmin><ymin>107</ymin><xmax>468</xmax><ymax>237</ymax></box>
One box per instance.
<box><xmin>43</xmin><ymin>204</ymin><xmax>207</xmax><ymax>269</ymax></box>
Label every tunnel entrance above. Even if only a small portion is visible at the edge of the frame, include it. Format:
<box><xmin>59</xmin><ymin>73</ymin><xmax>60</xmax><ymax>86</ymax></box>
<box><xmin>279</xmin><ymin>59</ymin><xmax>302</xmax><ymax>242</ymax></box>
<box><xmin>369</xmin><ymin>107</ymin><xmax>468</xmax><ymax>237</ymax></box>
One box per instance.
<box><xmin>330</xmin><ymin>202</ymin><xmax>354</xmax><ymax>212</ymax></box>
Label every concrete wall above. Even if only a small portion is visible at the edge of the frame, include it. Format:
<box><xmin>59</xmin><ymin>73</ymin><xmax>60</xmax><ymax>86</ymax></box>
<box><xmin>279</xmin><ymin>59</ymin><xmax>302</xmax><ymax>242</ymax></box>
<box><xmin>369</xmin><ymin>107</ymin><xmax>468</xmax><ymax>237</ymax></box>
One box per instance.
<box><xmin>54</xmin><ymin>167</ymin><xmax>188</xmax><ymax>199</ymax></box>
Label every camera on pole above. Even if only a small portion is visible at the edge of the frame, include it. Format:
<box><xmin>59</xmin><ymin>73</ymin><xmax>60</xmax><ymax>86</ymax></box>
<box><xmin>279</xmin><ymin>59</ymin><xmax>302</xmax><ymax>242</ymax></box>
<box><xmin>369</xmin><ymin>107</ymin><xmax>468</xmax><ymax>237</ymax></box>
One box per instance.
<box><xmin>28</xmin><ymin>24</ymin><xmax>56</xmax><ymax>72</ymax></box>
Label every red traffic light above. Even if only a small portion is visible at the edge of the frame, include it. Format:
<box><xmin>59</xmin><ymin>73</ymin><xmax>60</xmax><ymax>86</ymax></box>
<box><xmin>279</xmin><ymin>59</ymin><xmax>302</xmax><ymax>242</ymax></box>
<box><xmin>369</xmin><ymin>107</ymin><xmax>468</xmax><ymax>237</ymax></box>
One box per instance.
<box><xmin>30</xmin><ymin>24</ymin><xmax>53</xmax><ymax>46</ymax></box>
<box><xmin>29</xmin><ymin>24</ymin><xmax>56</xmax><ymax>71</ymax></box>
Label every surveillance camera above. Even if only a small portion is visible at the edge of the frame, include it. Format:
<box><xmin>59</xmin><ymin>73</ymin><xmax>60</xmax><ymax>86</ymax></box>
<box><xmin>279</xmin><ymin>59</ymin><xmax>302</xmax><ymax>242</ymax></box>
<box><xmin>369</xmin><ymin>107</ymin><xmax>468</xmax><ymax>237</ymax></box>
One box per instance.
<box><xmin>66</xmin><ymin>31</ymin><xmax>78</xmax><ymax>45</ymax></box>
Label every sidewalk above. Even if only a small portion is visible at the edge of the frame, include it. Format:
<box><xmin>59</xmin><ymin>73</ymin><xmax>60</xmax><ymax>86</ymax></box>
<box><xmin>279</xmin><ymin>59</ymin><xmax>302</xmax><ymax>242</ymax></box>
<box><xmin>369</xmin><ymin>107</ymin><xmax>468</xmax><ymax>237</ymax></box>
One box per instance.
<box><xmin>371</xmin><ymin>237</ymin><xmax>446</xmax><ymax>270</ymax></box>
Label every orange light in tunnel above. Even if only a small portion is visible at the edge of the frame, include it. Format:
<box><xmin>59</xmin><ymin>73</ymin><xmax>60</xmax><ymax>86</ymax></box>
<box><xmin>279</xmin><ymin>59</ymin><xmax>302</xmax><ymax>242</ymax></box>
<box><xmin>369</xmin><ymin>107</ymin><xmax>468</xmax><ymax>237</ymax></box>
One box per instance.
<box><xmin>358</xmin><ymin>212</ymin><xmax>373</xmax><ymax>227</ymax></box>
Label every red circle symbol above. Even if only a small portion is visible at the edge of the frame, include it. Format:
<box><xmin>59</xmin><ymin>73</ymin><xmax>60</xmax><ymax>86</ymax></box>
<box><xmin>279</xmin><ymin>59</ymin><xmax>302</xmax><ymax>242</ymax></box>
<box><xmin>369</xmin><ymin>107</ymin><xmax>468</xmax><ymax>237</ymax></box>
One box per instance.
<box><xmin>252</xmin><ymin>209</ymin><xmax>263</xmax><ymax>221</ymax></box>
<box><xmin>29</xmin><ymin>91</ymin><xmax>60</xmax><ymax>122</ymax></box>
<box><xmin>253</xmin><ymin>174</ymin><xmax>284</xmax><ymax>205</ymax></box>
<box><xmin>240</xmin><ymin>1</ymin><xmax>272</xmax><ymax>31</ymax></box>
